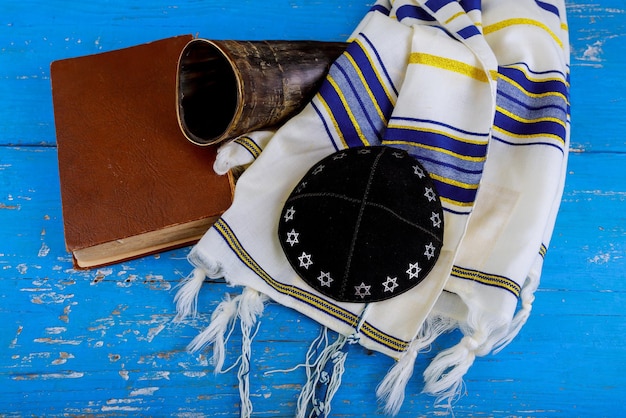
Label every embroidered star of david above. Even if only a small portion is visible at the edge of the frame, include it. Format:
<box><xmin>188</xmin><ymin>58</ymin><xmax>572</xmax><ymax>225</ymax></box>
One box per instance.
<box><xmin>286</xmin><ymin>229</ymin><xmax>300</xmax><ymax>247</ymax></box>
<box><xmin>354</xmin><ymin>282</ymin><xmax>371</xmax><ymax>299</ymax></box>
<box><xmin>278</xmin><ymin>146</ymin><xmax>444</xmax><ymax>303</ymax></box>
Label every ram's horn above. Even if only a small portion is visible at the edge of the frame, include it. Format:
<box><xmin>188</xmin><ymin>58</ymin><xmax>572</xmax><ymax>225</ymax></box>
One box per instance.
<box><xmin>176</xmin><ymin>39</ymin><xmax>347</xmax><ymax>146</ymax></box>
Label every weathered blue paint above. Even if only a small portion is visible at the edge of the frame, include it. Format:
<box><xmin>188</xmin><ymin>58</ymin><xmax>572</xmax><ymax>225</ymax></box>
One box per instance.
<box><xmin>1</xmin><ymin>1</ymin><xmax>625</xmax><ymax>416</ymax></box>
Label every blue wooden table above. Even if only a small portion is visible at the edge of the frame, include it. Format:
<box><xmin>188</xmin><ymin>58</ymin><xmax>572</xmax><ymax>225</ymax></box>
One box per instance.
<box><xmin>1</xmin><ymin>1</ymin><xmax>624</xmax><ymax>416</ymax></box>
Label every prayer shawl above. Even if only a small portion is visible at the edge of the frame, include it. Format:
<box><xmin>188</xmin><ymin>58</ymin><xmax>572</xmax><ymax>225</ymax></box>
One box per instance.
<box><xmin>174</xmin><ymin>0</ymin><xmax>570</xmax><ymax>415</ymax></box>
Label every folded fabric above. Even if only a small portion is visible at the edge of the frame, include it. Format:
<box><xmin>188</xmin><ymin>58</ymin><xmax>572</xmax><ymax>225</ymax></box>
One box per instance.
<box><xmin>174</xmin><ymin>0</ymin><xmax>570</xmax><ymax>415</ymax></box>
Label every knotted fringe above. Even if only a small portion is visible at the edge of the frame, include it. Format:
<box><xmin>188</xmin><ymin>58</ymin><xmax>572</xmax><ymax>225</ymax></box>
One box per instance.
<box><xmin>296</xmin><ymin>329</ymin><xmax>350</xmax><ymax>418</ymax></box>
<box><xmin>494</xmin><ymin>270</ymin><xmax>540</xmax><ymax>354</ymax></box>
<box><xmin>173</xmin><ymin>267</ymin><xmax>207</xmax><ymax>322</ymax></box>
<box><xmin>376</xmin><ymin>315</ymin><xmax>458</xmax><ymax>416</ymax></box>
<box><xmin>187</xmin><ymin>292</ymin><xmax>242</xmax><ymax>372</ymax></box>
<box><xmin>237</xmin><ymin>287</ymin><xmax>268</xmax><ymax>418</ymax></box>
<box><xmin>422</xmin><ymin>313</ymin><xmax>511</xmax><ymax>409</ymax></box>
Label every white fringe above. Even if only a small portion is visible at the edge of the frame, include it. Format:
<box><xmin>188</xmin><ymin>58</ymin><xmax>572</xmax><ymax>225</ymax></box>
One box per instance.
<box><xmin>187</xmin><ymin>292</ymin><xmax>242</xmax><ymax>373</ymax></box>
<box><xmin>173</xmin><ymin>267</ymin><xmax>207</xmax><ymax>322</ymax></box>
<box><xmin>296</xmin><ymin>330</ymin><xmax>348</xmax><ymax>418</ymax></box>
<box><xmin>494</xmin><ymin>271</ymin><xmax>540</xmax><ymax>354</ymax></box>
<box><xmin>376</xmin><ymin>315</ymin><xmax>457</xmax><ymax>416</ymax></box>
<box><xmin>237</xmin><ymin>288</ymin><xmax>268</xmax><ymax>418</ymax></box>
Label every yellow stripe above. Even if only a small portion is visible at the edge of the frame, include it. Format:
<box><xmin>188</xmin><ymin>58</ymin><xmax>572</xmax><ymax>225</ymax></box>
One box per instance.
<box><xmin>430</xmin><ymin>172</ymin><xmax>478</xmax><ymax>190</ymax></box>
<box><xmin>493</xmin><ymin>125</ymin><xmax>565</xmax><ymax>145</ymax></box>
<box><xmin>497</xmin><ymin>73</ymin><xmax>568</xmax><ymax>103</ymax></box>
<box><xmin>444</xmin><ymin>10</ymin><xmax>465</xmax><ymax>24</ymax></box>
<box><xmin>389</xmin><ymin>123</ymin><xmax>489</xmax><ymax>146</ymax></box>
<box><xmin>354</xmin><ymin>38</ymin><xmax>397</xmax><ymax>107</ymax></box>
<box><xmin>441</xmin><ymin>196</ymin><xmax>474</xmax><ymax>208</ymax></box>
<box><xmin>497</xmin><ymin>105</ymin><xmax>567</xmax><ymax>129</ymax></box>
<box><xmin>409</xmin><ymin>52</ymin><xmax>493</xmax><ymax>83</ymax></box>
<box><xmin>234</xmin><ymin>136</ymin><xmax>262</xmax><ymax>158</ymax></box>
<box><xmin>344</xmin><ymin>52</ymin><xmax>388</xmax><ymax>124</ymax></box>
<box><xmin>214</xmin><ymin>219</ymin><xmax>409</xmax><ymax>352</ymax></box>
<box><xmin>327</xmin><ymin>74</ymin><xmax>370</xmax><ymax>146</ymax></box>
<box><xmin>383</xmin><ymin>139</ymin><xmax>487</xmax><ymax>163</ymax></box>
<box><xmin>483</xmin><ymin>18</ymin><xmax>563</xmax><ymax>49</ymax></box>
<box><xmin>315</xmin><ymin>93</ymin><xmax>348</xmax><ymax>149</ymax></box>
<box><xmin>452</xmin><ymin>266</ymin><xmax>521</xmax><ymax>297</ymax></box>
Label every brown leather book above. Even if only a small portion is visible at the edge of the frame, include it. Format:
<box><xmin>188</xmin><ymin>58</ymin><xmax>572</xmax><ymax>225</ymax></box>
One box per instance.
<box><xmin>51</xmin><ymin>35</ymin><xmax>233</xmax><ymax>269</ymax></box>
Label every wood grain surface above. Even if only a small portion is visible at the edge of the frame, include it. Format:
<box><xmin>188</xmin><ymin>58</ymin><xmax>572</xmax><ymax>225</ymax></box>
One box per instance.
<box><xmin>1</xmin><ymin>1</ymin><xmax>624</xmax><ymax>416</ymax></box>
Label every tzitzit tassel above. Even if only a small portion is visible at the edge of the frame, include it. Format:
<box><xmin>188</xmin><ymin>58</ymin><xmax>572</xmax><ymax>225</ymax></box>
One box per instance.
<box><xmin>423</xmin><ymin>331</ymin><xmax>488</xmax><ymax>409</ymax></box>
<box><xmin>187</xmin><ymin>292</ymin><xmax>242</xmax><ymax>373</ymax></box>
<box><xmin>494</xmin><ymin>270</ymin><xmax>540</xmax><ymax>354</ymax></box>
<box><xmin>173</xmin><ymin>267</ymin><xmax>207</xmax><ymax>322</ymax></box>
<box><xmin>296</xmin><ymin>330</ymin><xmax>349</xmax><ymax>418</ymax></box>
<box><xmin>236</xmin><ymin>287</ymin><xmax>268</xmax><ymax>418</ymax></box>
<box><xmin>377</xmin><ymin>315</ymin><xmax>457</xmax><ymax>416</ymax></box>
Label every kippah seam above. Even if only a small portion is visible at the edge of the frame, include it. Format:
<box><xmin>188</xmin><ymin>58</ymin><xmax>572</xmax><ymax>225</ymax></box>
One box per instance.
<box><xmin>364</xmin><ymin>201</ymin><xmax>443</xmax><ymax>243</ymax></box>
<box><xmin>339</xmin><ymin>147</ymin><xmax>385</xmax><ymax>299</ymax></box>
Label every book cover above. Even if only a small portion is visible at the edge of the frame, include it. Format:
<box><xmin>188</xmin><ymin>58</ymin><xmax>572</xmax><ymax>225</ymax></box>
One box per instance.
<box><xmin>51</xmin><ymin>35</ymin><xmax>233</xmax><ymax>269</ymax></box>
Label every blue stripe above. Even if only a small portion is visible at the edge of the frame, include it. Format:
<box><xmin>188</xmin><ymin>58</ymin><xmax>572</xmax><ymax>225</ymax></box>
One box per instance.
<box><xmin>535</xmin><ymin>0</ymin><xmax>560</xmax><ymax>18</ymax></box>
<box><xmin>384</xmin><ymin>127</ymin><xmax>488</xmax><ymax>158</ymax></box>
<box><xmin>424</xmin><ymin>0</ymin><xmax>454</xmax><ymax>13</ymax></box>
<box><xmin>333</xmin><ymin>59</ymin><xmax>384</xmax><ymax>143</ymax></box>
<box><xmin>317</xmin><ymin>75</ymin><xmax>364</xmax><ymax>148</ymax></box>
<box><xmin>499</xmin><ymin>66</ymin><xmax>568</xmax><ymax>98</ymax></box>
<box><xmin>391</xmin><ymin>116</ymin><xmax>491</xmax><ymax>138</ymax></box>
<box><xmin>492</xmin><ymin>135</ymin><xmax>565</xmax><ymax>155</ymax></box>
<box><xmin>432</xmin><ymin>180</ymin><xmax>478</xmax><ymax>205</ymax></box>
<box><xmin>395</xmin><ymin>4</ymin><xmax>436</xmax><ymax>22</ymax></box>
<box><xmin>360</xmin><ymin>33</ymin><xmax>399</xmax><ymax>97</ymax></box>
<box><xmin>457</xmin><ymin>24</ymin><xmax>481</xmax><ymax>39</ymax></box>
<box><xmin>346</xmin><ymin>41</ymin><xmax>395</xmax><ymax>119</ymax></box>
<box><xmin>459</xmin><ymin>0</ymin><xmax>481</xmax><ymax>12</ymax></box>
<box><xmin>370</xmin><ymin>4</ymin><xmax>391</xmax><ymax>16</ymax></box>
<box><xmin>311</xmin><ymin>100</ymin><xmax>340</xmax><ymax>152</ymax></box>
<box><xmin>495</xmin><ymin>111</ymin><xmax>566</xmax><ymax>143</ymax></box>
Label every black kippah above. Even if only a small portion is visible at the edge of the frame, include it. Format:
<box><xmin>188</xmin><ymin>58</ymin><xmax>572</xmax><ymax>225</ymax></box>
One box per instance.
<box><xmin>278</xmin><ymin>146</ymin><xmax>444</xmax><ymax>303</ymax></box>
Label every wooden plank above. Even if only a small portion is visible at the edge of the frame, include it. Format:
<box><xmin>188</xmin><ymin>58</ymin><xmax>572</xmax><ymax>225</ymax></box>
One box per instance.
<box><xmin>1</xmin><ymin>146</ymin><xmax>624</xmax><ymax>416</ymax></box>
<box><xmin>1</xmin><ymin>0</ymin><xmax>626</xmax><ymax>416</ymax></box>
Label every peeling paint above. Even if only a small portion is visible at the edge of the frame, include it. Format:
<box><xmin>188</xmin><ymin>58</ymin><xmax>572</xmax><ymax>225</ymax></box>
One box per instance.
<box><xmin>130</xmin><ymin>387</ymin><xmax>160</xmax><ymax>397</ymax></box>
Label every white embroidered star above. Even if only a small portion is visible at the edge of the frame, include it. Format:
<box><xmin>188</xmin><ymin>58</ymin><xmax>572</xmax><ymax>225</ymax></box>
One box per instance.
<box><xmin>286</xmin><ymin>229</ymin><xmax>299</xmax><ymax>246</ymax></box>
<box><xmin>313</xmin><ymin>164</ymin><xmax>325</xmax><ymax>175</ymax></box>
<box><xmin>358</xmin><ymin>148</ymin><xmax>371</xmax><ymax>154</ymax></box>
<box><xmin>354</xmin><ymin>282</ymin><xmax>371</xmax><ymax>299</ymax></box>
<box><xmin>413</xmin><ymin>165</ymin><xmax>425</xmax><ymax>178</ymax></box>
<box><xmin>296</xmin><ymin>181</ymin><xmax>308</xmax><ymax>193</ymax></box>
<box><xmin>392</xmin><ymin>151</ymin><xmax>404</xmax><ymax>159</ymax></box>
<box><xmin>406</xmin><ymin>262</ymin><xmax>421</xmax><ymax>280</ymax></box>
<box><xmin>333</xmin><ymin>152</ymin><xmax>347</xmax><ymax>160</ymax></box>
<box><xmin>382</xmin><ymin>276</ymin><xmax>399</xmax><ymax>293</ymax></box>
<box><xmin>424</xmin><ymin>242</ymin><xmax>436</xmax><ymax>260</ymax></box>
<box><xmin>284</xmin><ymin>206</ymin><xmax>295</xmax><ymax>222</ymax></box>
<box><xmin>298</xmin><ymin>252</ymin><xmax>313</xmax><ymax>269</ymax></box>
<box><xmin>424</xmin><ymin>187</ymin><xmax>437</xmax><ymax>202</ymax></box>
<box><xmin>430</xmin><ymin>212</ymin><xmax>442</xmax><ymax>228</ymax></box>
<box><xmin>317</xmin><ymin>271</ymin><xmax>333</xmax><ymax>287</ymax></box>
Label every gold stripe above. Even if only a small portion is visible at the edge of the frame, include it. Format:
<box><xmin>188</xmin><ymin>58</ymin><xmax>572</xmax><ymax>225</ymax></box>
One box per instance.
<box><xmin>353</xmin><ymin>38</ymin><xmax>397</xmax><ymax>107</ymax></box>
<box><xmin>315</xmin><ymin>93</ymin><xmax>348</xmax><ymax>149</ymax></box>
<box><xmin>440</xmin><ymin>196</ymin><xmax>474</xmax><ymax>208</ymax></box>
<box><xmin>389</xmin><ymin>123</ymin><xmax>489</xmax><ymax>146</ymax></box>
<box><xmin>409</xmin><ymin>52</ymin><xmax>493</xmax><ymax>83</ymax></box>
<box><xmin>234</xmin><ymin>136</ymin><xmax>262</xmax><ymax>158</ymax></box>
<box><xmin>214</xmin><ymin>219</ymin><xmax>409</xmax><ymax>352</ymax></box>
<box><xmin>452</xmin><ymin>266</ymin><xmax>521</xmax><ymax>297</ymax></box>
<box><xmin>430</xmin><ymin>172</ymin><xmax>478</xmax><ymax>190</ymax></box>
<box><xmin>483</xmin><ymin>18</ymin><xmax>563</xmax><ymax>49</ymax></box>
<box><xmin>493</xmin><ymin>125</ymin><xmax>565</xmax><ymax>145</ymax></box>
<box><xmin>383</xmin><ymin>139</ymin><xmax>487</xmax><ymax>163</ymax></box>
<box><xmin>344</xmin><ymin>52</ymin><xmax>389</xmax><ymax>124</ymax></box>
<box><xmin>497</xmin><ymin>73</ymin><xmax>568</xmax><ymax>103</ymax></box>
<box><xmin>497</xmin><ymin>106</ymin><xmax>567</xmax><ymax>129</ymax></box>
<box><xmin>444</xmin><ymin>10</ymin><xmax>465</xmax><ymax>24</ymax></box>
<box><xmin>327</xmin><ymin>74</ymin><xmax>371</xmax><ymax>146</ymax></box>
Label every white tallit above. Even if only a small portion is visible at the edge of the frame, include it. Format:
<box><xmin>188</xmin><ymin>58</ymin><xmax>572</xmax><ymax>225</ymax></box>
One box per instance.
<box><xmin>174</xmin><ymin>0</ymin><xmax>570</xmax><ymax>415</ymax></box>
